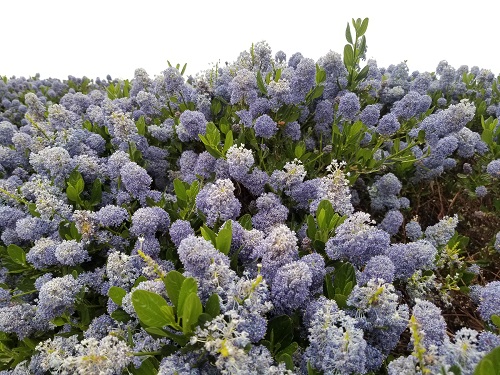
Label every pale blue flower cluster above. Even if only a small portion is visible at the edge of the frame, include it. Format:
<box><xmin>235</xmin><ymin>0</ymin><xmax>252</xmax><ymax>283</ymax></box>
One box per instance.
<box><xmin>195</xmin><ymin>178</ymin><xmax>241</xmax><ymax>227</ymax></box>
<box><xmin>326</xmin><ymin>212</ymin><xmax>391</xmax><ymax>267</ymax></box>
<box><xmin>304</xmin><ymin>298</ymin><xmax>368</xmax><ymax>374</ymax></box>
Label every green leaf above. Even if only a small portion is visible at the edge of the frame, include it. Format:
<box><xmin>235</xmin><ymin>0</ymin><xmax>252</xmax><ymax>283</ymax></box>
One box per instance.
<box><xmin>69</xmin><ymin>222</ymin><xmax>82</xmax><ymax>241</ymax></box>
<box><xmin>136</xmin><ymin>116</ymin><xmax>146</xmax><ymax>136</ymax></box>
<box><xmin>482</xmin><ymin>129</ymin><xmax>494</xmax><ymax>145</ymax></box>
<box><xmin>324</xmin><ymin>273</ymin><xmax>336</xmax><ymax>299</ymax></box>
<box><xmin>7</xmin><ymin>244</ymin><xmax>26</xmax><ymax>266</ymax></box>
<box><xmin>317</xmin><ymin>209</ymin><xmax>326</xmax><ymax>231</ymax></box>
<box><xmin>111</xmin><ymin>309</ymin><xmax>131</xmax><ymax>322</ymax></box>
<box><xmin>491</xmin><ymin>315</ymin><xmax>500</xmax><ymax>329</ymax></box>
<box><xmin>238</xmin><ymin>214</ymin><xmax>253</xmax><ymax>230</ymax></box>
<box><xmin>187</xmin><ymin>180</ymin><xmax>200</xmax><ymax>200</ymax></box>
<box><xmin>294</xmin><ymin>142</ymin><xmax>305</xmax><ymax>159</ymax></box>
<box><xmin>173</xmin><ymin>179</ymin><xmax>187</xmax><ymax>202</ymax></box>
<box><xmin>52</xmin><ymin>317</ymin><xmax>67</xmax><ymax>327</ymax></box>
<box><xmin>182</xmin><ymin>292</ymin><xmax>203</xmax><ymax>334</ymax></box>
<box><xmin>66</xmin><ymin>185</ymin><xmax>81</xmax><ymax>203</ymax></box>
<box><xmin>128</xmin><ymin>357</ymin><xmax>158</xmax><ymax>375</ymax></box>
<box><xmin>356</xmin><ymin>65</ymin><xmax>370</xmax><ymax>82</ymax></box>
<box><xmin>345</xmin><ymin>22</ymin><xmax>353</xmax><ymax>44</ymax></box>
<box><xmin>211</xmin><ymin>98</ymin><xmax>222</xmax><ymax>116</ymax></box>
<box><xmin>222</xmin><ymin>130</ymin><xmax>233</xmax><ymax>155</ymax></box>
<box><xmin>274</xmin><ymin>68</ymin><xmax>282</xmax><ymax>82</ymax></box>
<box><xmin>257</xmin><ymin>70</ymin><xmax>268</xmax><ymax>95</ymax></box>
<box><xmin>163</xmin><ymin>270</ymin><xmax>186</xmax><ymax>309</ymax></box>
<box><xmin>334</xmin><ymin>294</ymin><xmax>348</xmax><ymax>309</ymax></box>
<box><xmin>201</xmin><ymin>143</ymin><xmax>223</xmax><ymax>158</ymax></box>
<box><xmin>277</xmin><ymin>342</ymin><xmax>299</xmax><ymax>358</ymax></box>
<box><xmin>316</xmin><ymin>200</ymin><xmax>334</xmax><ymax>227</ymax></box>
<box><xmin>216</xmin><ymin>220</ymin><xmax>232</xmax><ymax>255</ymax></box>
<box><xmin>277</xmin><ymin>353</ymin><xmax>294</xmax><ymax>371</ymax></box>
<box><xmin>306</xmin><ymin>215</ymin><xmax>317</xmax><ymax>240</ymax></box>
<box><xmin>418</xmin><ymin>129</ymin><xmax>426</xmax><ymax>143</ymax></box>
<box><xmin>197</xmin><ymin>312</ymin><xmax>213</xmax><ymax>327</ymax></box>
<box><xmin>358</xmin><ymin>35</ymin><xmax>367</xmax><ymax>55</ymax></box>
<box><xmin>206</xmin><ymin>122</ymin><xmax>221</xmax><ymax>146</ymax></box>
<box><xmin>177</xmin><ymin>278</ymin><xmax>198</xmax><ymax>318</ymax></box>
<box><xmin>309</xmin><ymin>85</ymin><xmax>324</xmax><ymax>101</ymax></box>
<box><xmin>448</xmin><ymin>364</ymin><xmax>462</xmax><ymax>375</ymax></box>
<box><xmin>265</xmin><ymin>71</ymin><xmax>272</xmax><ymax>84</ymax></box>
<box><xmin>307</xmin><ymin>361</ymin><xmax>322</xmax><ymax>375</ymax></box>
<box><xmin>89</xmin><ymin>178</ymin><xmax>102</xmax><ymax>206</ymax></box>
<box><xmin>343</xmin><ymin>281</ymin><xmax>353</xmax><ymax>296</ymax></box>
<box><xmin>73</xmin><ymin>173</ymin><xmax>84</xmax><ymax>195</ymax></box>
<box><xmin>27</xmin><ymin>202</ymin><xmax>41</xmax><ymax>218</ymax></box>
<box><xmin>343</xmin><ymin>44</ymin><xmax>354</xmax><ymax>68</ymax></box>
<box><xmin>358</xmin><ymin>17</ymin><xmax>369</xmax><ymax>37</ymax></box>
<box><xmin>108</xmin><ymin>286</ymin><xmax>127</xmax><ymax>306</ymax></box>
<box><xmin>201</xmin><ymin>225</ymin><xmax>217</xmax><ymax>246</ymax></box>
<box><xmin>333</xmin><ymin>262</ymin><xmax>356</xmax><ymax>293</ymax></box>
<box><xmin>205</xmin><ymin>294</ymin><xmax>221</xmax><ymax>318</ymax></box>
<box><xmin>145</xmin><ymin>327</ymin><xmax>189</xmax><ymax>346</ymax></box>
<box><xmin>265</xmin><ymin>315</ymin><xmax>294</xmax><ymax>354</ymax></box>
<box><xmin>131</xmin><ymin>290</ymin><xmax>175</xmax><ymax>328</ymax></box>
<box><xmin>473</xmin><ymin>346</ymin><xmax>500</xmax><ymax>374</ymax></box>
<box><xmin>315</xmin><ymin>64</ymin><xmax>326</xmax><ymax>84</ymax></box>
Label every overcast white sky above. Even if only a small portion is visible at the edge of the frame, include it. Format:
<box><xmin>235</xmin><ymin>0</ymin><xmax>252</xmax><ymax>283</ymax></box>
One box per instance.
<box><xmin>2</xmin><ymin>1</ymin><xmax>499</xmax><ymax>80</ymax></box>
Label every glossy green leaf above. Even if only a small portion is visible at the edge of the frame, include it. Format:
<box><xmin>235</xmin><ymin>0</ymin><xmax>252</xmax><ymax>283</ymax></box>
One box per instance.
<box><xmin>205</xmin><ymin>293</ymin><xmax>221</xmax><ymax>318</ymax></box>
<box><xmin>491</xmin><ymin>314</ymin><xmax>500</xmax><ymax>329</ymax></box>
<box><xmin>345</xmin><ymin>22</ymin><xmax>353</xmax><ymax>44</ymax></box>
<box><xmin>306</xmin><ymin>215</ymin><xmax>317</xmax><ymax>240</ymax></box>
<box><xmin>135</xmin><ymin>116</ymin><xmax>146</xmax><ymax>136</ymax></box>
<box><xmin>265</xmin><ymin>315</ymin><xmax>294</xmax><ymax>354</ymax></box>
<box><xmin>473</xmin><ymin>345</ymin><xmax>500</xmax><ymax>374</ymax></box>
<box><xmin>108</xmin><ymin>286</ymin><xmax>127</xmax><ymax>306</ymax></box>
<box><xmin>343</xmin><ymin>44</ymin><xmax>354</xmax><ymax>68</ymax></box>
<box><xmin>222</xmin><ymin>130</ymin><xmax>233</xmax><ymax>155</ymax></box>
<box><xmin>164</xmin><ymin>270</ymin><xmax>186</xmax><ymax>309</ymax></box>
<box><xmin>111</xmin><ymin>309</ymin><xmax>131</xmax><ymax>322</ymax></box>
<box><xmin>257</xmin><ymin>70</ymin><xmax>268</xmax><ymax>95</ymax></box>
<box><xmin>211</xmin><ymin>98</ymin><xmax>222</xmax><ymax>116</ymax></box>
<box><xmin>277</xmin><ymin>353</ymin><xmax>294</xmax><ymax>371</ymax></box>
<box><xmin>128</xmin><ymin>357</ymin><xmax>158</xmax><ymax>375</ymax></box>
<box><xmin>216</xmin><ymin>220</ymin><xmax>232</xmax><ymax>255</ymax></box>
<box><xmin>358</xmin><ymin>18</ymin><xmax>369</xmax><ymax>36</ymax></box>
<box><xmin>173</xmin><ymin>178</ymin><xmax>187</xmax><ymax>201</ymax></box>
<box><xmin>201</xmin><ymin>225</ymin><xmax>217</xmax><ymax>246</ymax></box>
<box><xmin>182</xmin><ymin>292</ymin><xmax>203</xmax><ymax>334</ymax></box>
<box><xmin>294</xmin><ymin>142</ymin><xmax>305</xmax><ymax>158</ymax></box>
<box><xmin>66</xmin><ymin>185</ymin><xmax>81</xmax><ymax>203</ymax></box>
<box><xmin>315</xmin><ymin>64</ymin><xmax>326</xmax><ymax>84</ymax></box>
<box><xmin>145</xmin><ymin>327</ymin><xmax>189</xmax><ymax>346</ymax></box>
<box><xmin>317</xmin><ymin>209</ymin><xmax>326</xmax><ymax>231</ymax></box>
<box><xmin>7</xmin><ymin>244</ymin><xmax>26</xmax><ymax>265</ymax></box>
<box><xmin>89</xmin><ymin>178</ymin><xmax>102</xmax><ymax>206</ymax></box>
<box><xmin>238</xmin><ymin>213</ymin><xmax>253</xmax><ymax>230</ymax></box>
<box><xmin>274</xmin><ymin>68</ymin><xmax>282</xmax><ymax>82</ymax></box>
<box><xmin>358</xmin><ymin>35</ymin><xmax>367</xmax><ymax>55</ymax></box>
<box><xmin>356</xmin><ymin>64</ymin><xmax>370</xmax><ymax>82</ymax></box>
<box><xmin>27</xmin><ymin>202</ymin><xmax>41</xmax><ymax>218</ymax></box>
<box><xmin>177</xmin><ymin>277</ymin><xmax>198</xmax><ymax>318</ymax></box>
<box><xmin>132</xmin><ymin>290</ymin><xmax>175</xmax><ymax>328</ymax></box>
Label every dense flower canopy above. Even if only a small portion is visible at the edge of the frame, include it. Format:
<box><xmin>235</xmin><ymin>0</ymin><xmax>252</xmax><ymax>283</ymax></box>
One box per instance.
<box><xmin>0</xmin><ymin>18</ymin><xmax>500</xmax><ymax>374</ymax></box>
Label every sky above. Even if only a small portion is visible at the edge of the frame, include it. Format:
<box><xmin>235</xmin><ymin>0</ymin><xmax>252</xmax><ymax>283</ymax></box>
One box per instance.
<box><xmin>2</xmin><ymin>0</ymin><xmax>499</xmax><ymax>81</ymax></box>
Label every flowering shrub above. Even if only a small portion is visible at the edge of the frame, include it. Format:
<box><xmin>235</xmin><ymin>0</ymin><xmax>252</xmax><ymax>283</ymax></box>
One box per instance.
<box><xmin>1</xmin><ymin>17</ymin><xmax>500</xmax><ymax>374</ymax></box>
